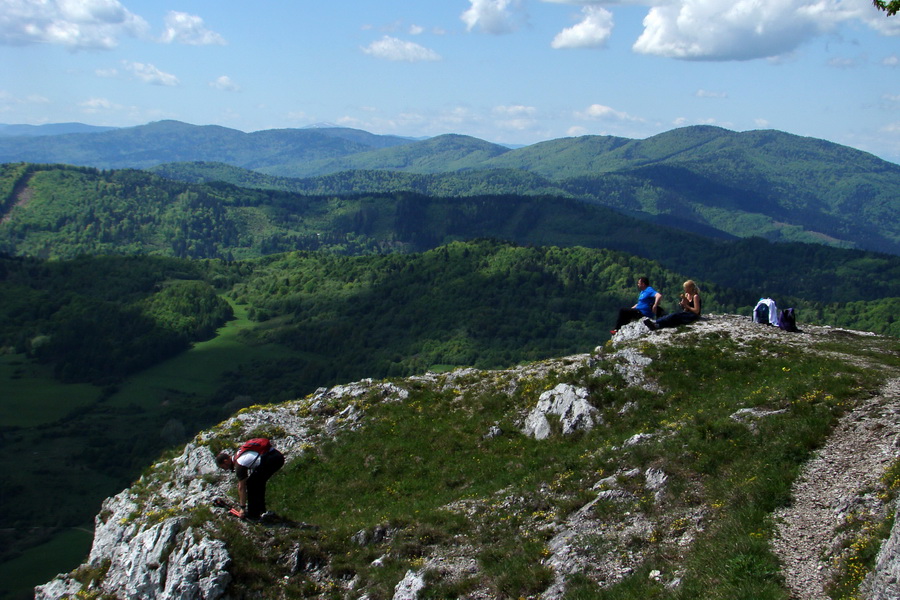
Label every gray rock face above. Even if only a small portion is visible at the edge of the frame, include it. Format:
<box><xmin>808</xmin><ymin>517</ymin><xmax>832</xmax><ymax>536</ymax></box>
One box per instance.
<box><xmin>35</xmin><ymin>507</ymin><xmax>230</xmax><ymax>600</ymax></box>
<box><xmin>522</xmin><ymin>383</ymin><xmax>600</xmax><ymax>440</ymax></box>
<box><xmin>100</xmin><ymin>518</ymin><xmax>230</xmax><ymax>600</ymax></box>
<box><xmin>392</xmin><ymin>569</ymin><xmax>426</xmax><ymax>600</ymax></box>
<box><xmin>861</xmin><ymin>503</ymin><xmax>900</xmax><ymax>600</ymax></box>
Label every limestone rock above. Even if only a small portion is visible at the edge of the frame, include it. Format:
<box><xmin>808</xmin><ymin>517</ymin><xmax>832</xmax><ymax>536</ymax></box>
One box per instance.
<box><xmin>392</xmin><ymin>569</ymin><xmax>426</xmax><ymax>600</ymax></box>
<box><xmin>522</xmin><ymin>383</ymin><xmax>600</xmax><ymax>440</ymax></box>
<box><xmin>861</xmin><ymin>503</ymin><xmax>900</xmax><ymax>600</ymax></box>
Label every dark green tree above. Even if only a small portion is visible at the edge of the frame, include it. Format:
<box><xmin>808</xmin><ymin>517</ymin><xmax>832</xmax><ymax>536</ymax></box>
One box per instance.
<box><xmin>874</xmin><ymin>1</ymin><xmax>900</xmax><ymax>15</ymax></box>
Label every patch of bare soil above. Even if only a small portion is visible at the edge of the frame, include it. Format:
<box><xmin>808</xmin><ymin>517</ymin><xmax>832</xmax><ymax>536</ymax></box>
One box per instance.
<box><xmin>1</xmin><ymin>173</ymin><xmax>34</xmax><ymax>224</ymax></box>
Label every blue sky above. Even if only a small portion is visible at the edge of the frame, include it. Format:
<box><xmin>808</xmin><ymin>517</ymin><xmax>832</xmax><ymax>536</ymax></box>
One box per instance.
<box><xmin>3</xmin><ymin>0</ymin><xmax>900</xmax><ymax>162</ymax></box>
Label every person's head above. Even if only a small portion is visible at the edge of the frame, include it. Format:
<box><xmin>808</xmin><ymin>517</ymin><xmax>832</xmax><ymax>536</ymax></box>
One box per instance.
<box><xmin>683</xmin><ymin>280</ymin><xmax>699</xmax><ymax>295</ymax></box>
<box><xmin>215</xmin><ymin>451</ymin><xmax>234</xmax><ymax>471</ymax></box>
<box><xmin>637</xmin><ymin>276</ymin><xmax>650</xmax><ymax>290</ymax></box>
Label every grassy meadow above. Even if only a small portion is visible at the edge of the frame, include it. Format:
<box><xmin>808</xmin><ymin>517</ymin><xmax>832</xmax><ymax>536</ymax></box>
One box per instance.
<box><xmin>196</xmin><ymin>326</ymin><xmax>899</xmax><ymax>600</ymax></box>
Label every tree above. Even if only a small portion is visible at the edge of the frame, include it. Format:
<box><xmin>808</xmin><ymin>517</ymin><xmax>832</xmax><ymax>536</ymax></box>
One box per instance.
<box><xmin>874</xmin><ymin>1</ymin><xmax>900</xmax><ymax>16</ymax></box>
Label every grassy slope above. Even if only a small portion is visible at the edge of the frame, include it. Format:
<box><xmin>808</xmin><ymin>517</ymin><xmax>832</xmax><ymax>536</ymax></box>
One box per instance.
<box><xmin>0</xmin><ymin>300</ymin><xmax>302</xmax><ymax>600</ymax></box>
<box><xmin>173</xmin><ymin>320</ymin><xmax>900</xmax><ymax>600</ymax></box>
<box><xmin>0</xmin><ymin>355</ymin><xmax>99</xmax><ymax>427</ymax></box>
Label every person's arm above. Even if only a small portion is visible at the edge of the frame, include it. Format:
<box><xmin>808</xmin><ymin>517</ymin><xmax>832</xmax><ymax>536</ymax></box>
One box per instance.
<box><xmin>653</xmin><ymin>292</ymin><xmax>662</xmax><ymax>314</ymax></box>
<box><xmin>235</xmin><ymin>465</ymin><xmax>249</xmax><ymax>517</ymax></box>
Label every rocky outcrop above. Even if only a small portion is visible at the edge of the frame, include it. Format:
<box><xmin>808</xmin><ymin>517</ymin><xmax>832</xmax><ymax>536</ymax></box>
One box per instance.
<box><xmin>36</xmin><ymin>315</ymin><xmax>900</xmax><ymax>600</ymax></box>
<box><xmin>37</xmin><ymin>380</ymin><xmax>412</xmax><ymax>600</ymax></box>
<box><xmin>862</xmin><ymin>502</ymin><xmax>900</xmax><ymax>600</ymax></box>
<box><xmin>522</xmin><ymin>383</ymin><xmax>600</xmax><ymax>439</ymax></box>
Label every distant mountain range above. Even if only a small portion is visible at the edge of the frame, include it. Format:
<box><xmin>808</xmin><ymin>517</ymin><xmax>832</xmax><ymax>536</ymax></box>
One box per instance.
<box><xmin>0</xmin><ymin>122</ymin><xmax>118</xmax><ymax>137</ymax></box>
<box><xmin>1</xmin><ymin>120</ymin><xmax>899</xmax><ymax>255</ymax></box>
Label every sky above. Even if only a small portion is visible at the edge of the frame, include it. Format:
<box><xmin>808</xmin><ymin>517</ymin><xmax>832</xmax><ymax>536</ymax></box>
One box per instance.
<box><xmin>3</xmin><ymin>0</ymin><xmax>900</xmax><ymax>162</ymax></box>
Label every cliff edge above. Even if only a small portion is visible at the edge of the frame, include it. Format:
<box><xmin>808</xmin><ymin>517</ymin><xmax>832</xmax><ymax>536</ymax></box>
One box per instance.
<box><xmin>36</xmin><ymin>315</ymin><xmax>900</xmax><ymax>600</ymax></box>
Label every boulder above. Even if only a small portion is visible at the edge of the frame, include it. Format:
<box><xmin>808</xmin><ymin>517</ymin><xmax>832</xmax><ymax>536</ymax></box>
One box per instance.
<box><xmin>522</xmin><ymin>384</ymin><xmax>600</xmax><ymax>440</ymax></box>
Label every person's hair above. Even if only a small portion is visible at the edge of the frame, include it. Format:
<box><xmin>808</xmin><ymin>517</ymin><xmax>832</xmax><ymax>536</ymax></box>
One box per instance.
<box><xmin>215</xmin><ymin>450</ymin><xmax>233</xmax><ymax>470</ymax></box>
<box><xmin>683</xmin><ymin>280</ymin><xmax>699</xmax><ymax>295</ymax></box>
<box><xmin>638</xmin><ymin>276</ymin><xmax>650</xmax><ymax>286</ymax></box>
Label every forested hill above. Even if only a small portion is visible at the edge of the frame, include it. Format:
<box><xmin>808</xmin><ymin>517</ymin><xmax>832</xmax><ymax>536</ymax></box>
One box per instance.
<box><xmin>3</xmin><ymin>163</ymin><xmax>900</xmax><ymax>307</ymax></box>
<box><xmin>1</xmin><ymin>121</ymin><xmax>899</xmax><ymax>253</ymax></box>
<box><xmin>4</xmin><ymin>240</ymin><xmax>900</xmax><ymax>598</ymax></box>
<box><xmin>0</xmin><ymin>120</ymin><xmax>415</xmax><ymax>171</ymax></box>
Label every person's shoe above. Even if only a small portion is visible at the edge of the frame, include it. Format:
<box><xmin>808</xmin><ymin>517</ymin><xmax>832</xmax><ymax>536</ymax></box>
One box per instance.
<box><xmin>643</xmin><ymin>319</ymin><xmax>657</xmax><ymax>331</ymax></box>
<box><xmin>609</xmin><ymin>329</ymin><xmax>617</xmax><ymax>335</ymax></box>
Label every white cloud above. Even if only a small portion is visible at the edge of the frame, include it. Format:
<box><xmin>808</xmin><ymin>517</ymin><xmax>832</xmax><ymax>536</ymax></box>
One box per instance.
<box><xmin>632</xmin><ymin>0</ymin><xmax>839</xmax><ymax>61</ymax></box>
<box><xmin>576</xmin><ymin>103</ymin><xmax>642</xmax><ymax>122</ymax></box>
<box><xmin>210</xmin><ymin>75</ymin><xmax>240</xmax><ymax>92</ymax></box>
<box><xmin>493</xmin><ymin>104</ymin><xmax>538</xmax><ymax>130</ymax></box>
<box><xmin>0</xmin><ymin>0</ymin><xmax>148</xmax><ymax>49</ymax></box>
<box><xmin>362</xmin><ymin>36</ymin><xmax>441</xmax><ymax>61</ymax></box>
<box><xmin>883</xmin><ymin>54</ymin><xmax>900</xmax><ymax>66</ymax></box>
<box><xmin>123</xmin><ymin>61</ymin><xmax>179</xmax><ymax>86</ymax></box>
<box><xmin>80</xmin><ymin>97</ymin><xmax>121</xmax><ymax>113</ymax></box>
<box><xmin>696</xmin><ymin>89</ymin><xmax>728</xmax><ymax>98</ymax></box>
<box><xmin>461</xmin><ymin>0</ymin><xmax>526</xmax><ymax>34</ymax></box>
<box><xmin>494</xmin><ymin>104</ymin><xmax>537</xmax><ymax>117</ymax></box>
<box><xmin>160</xmin><ymin>11</ymin><xmax>225</xmax><ymax>45</ymax></box>
<box><xmin>861</xmin><ymin>5</ymin><xmax>900</xmax><ymax>35</ymax></box>
<box><xmin>409</xmin><ymin>24</ymin><xmax>424</xmax><ymax>35</ymax></box>
<box><xmin>541</xmin><ymin>1</ymin><xmax>900</xmax><ymax>62</ymax></box>
<box><xmin>552</xmin><ymin>6</ymin><xmax>614</xmax><ymax>49</ymax></box>
<box><xmin>0</xmin><ymin>91</ymin><xmax>50</xmax><ymax>106</ymax></box>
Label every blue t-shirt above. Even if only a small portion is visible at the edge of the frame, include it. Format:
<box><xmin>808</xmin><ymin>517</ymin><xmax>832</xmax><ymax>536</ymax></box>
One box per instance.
<box><xmin>635</xmin><ymin>286</ymin><xmax>658</xmax><ymax>317</ymax></box>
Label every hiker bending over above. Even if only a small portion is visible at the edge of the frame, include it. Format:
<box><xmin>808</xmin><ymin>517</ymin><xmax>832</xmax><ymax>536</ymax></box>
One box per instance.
<box><xmin>216</xmin><ymin>438</ymin><xmax>285</xmax><ymax>520</ymax></box>
<box><xmin>612</xmin><ymin>276</ymin><xmax>662</xmax><ymax>333</ymax></box>
<box><xmin>645</xmin><ymin>280</ymin><xmax>701</xmax><ymax>330</ymax></box>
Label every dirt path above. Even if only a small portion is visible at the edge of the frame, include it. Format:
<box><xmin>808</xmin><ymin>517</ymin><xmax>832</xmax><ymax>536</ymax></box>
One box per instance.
<box><xmin>771</xmin><ymin>377</ymin><xmax>900</xmax><ymax>599</ymax></box>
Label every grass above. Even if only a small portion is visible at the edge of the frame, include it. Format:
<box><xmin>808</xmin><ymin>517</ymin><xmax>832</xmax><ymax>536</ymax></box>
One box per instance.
<box><xmin>0</xmin><ymin>526</ymin><xmax>93</xmax><ymax>600</ymax></box>
<box><xmin>0</xmin><ymin>353</ymin><xmax>99</xmax><ymax>428</ymax></box>
<box><xmin>0</xmin><ymin>298</ymin><xmax>307</xmax><ymax>599</ymax></box>
<box><xmin>105</xmin><ymin>300</ymin><xmax>288</xmax><ymax>411</ymax></box>
<box><xmin>199</xmin><ymin>327</ymin><xmax>895</xmax><ymax>599</ymax></box>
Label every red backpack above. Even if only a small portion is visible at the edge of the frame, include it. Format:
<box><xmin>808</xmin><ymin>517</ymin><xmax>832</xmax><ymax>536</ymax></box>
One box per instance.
<box><xmin>234</xmin><ymin>438</ymin><xmax>271</xmax><ymax>460</ymax></box>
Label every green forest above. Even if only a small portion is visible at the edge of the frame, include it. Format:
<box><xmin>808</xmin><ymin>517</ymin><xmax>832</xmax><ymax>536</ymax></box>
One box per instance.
<box><xmin>4</xmin><ymin>163</ymin><xmax>900</xmax><ymax>305</ymax></box>
<box><xmin>2</xmin><ymin>240</ymin><xmax>898</xmax><ymax>599</ymax></box>
<box><xmin>2</xmin><ymin>240</ymin><xmax>899</xmax><ymax>393</ymax></box>
<box><xmin>5</xmin><ymin>121</ymin><xmax>900</xmax><ymax>254</ymax></box>
<box><xmin>3</xmin><ymin>149</ymin><xmax>900</xmax><ymax>598</ymax></box>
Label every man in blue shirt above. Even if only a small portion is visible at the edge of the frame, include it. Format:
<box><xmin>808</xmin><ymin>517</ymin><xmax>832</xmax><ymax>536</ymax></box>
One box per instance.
<box><xmin>612</xmin><ymin>277</ymin><xmax>662</xmax><ymax>333</ymax></box>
